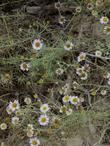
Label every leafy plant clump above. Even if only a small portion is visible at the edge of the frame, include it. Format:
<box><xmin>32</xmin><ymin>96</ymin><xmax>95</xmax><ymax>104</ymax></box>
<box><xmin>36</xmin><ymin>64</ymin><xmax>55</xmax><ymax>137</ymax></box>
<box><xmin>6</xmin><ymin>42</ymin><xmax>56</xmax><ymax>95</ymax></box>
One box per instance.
<box><xmin>0</xmin><ymin>0</ymin><xmax>110</xmax><ymax>146</ymax></box>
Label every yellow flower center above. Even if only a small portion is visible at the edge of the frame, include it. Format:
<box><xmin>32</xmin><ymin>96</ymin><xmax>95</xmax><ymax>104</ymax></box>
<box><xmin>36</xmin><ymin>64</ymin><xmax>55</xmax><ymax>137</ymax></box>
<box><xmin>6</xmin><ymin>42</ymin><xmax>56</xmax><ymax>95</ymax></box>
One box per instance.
<box><xmin>64</xmin><ymin>96</ymin><xmax>69</xmax><ymax>101</ymax></box>
<box><xmin>42</xmin><ymin>107</ymin><xmax>47</xmax><ymax>111</ymax></box>
<box><xmin>80</xmin><ymin>55</ymin><xmax>85</xmax><ymax>60</ymax></box>
<box><xmin>61</xmin><ymin>106</ymin><xmax>67</xmax><ymax>113</ymax></box>
<box><xmin>60</xmin><ymin>17</ymin><xmax>65</xmax><ymax>23</ymax></box>
<box><xmin>32</xmin><ymin>140</ymin><xmax>38</xmax><ymax>145</ymax></box>
<box><xmin>66</xmin><ymin>44</ymin><xmax>71</xmax><ymax>48</ymax></box>
<box><xmin>81</xmin><ymin>72</ymin><xmax>86</xmax><ymax>78</ymax></box>
<box><xmin>23</xmin><ymin>63</ymin><xmax>28</xmax><ymax>69</ymax></box>
<box><xmin>72</xmin><ymin>98</ymin><xmax>78</xmax><ymax>103</ymax></box>
<box><xmin>103</xmin><ymin>17</ymin><xmax>108</xmax><ymax>22</ymax></box>
<box><xmin>35</xmin><ymin>42</ymin><xmax>40</xmax><ymax>48</ymax></box>
<box><xmin>54</xmin><ymin>119</ymin><xmax>60</xmax><ymax>125</ymax></box>
<box><xmin>78</xmin><ymin>69</ymin><xmax>83</xmax><ymax>74</ymax></box>
<box><xmin>12</xmin><ymin>103</ymin><xmax>17</xmax><ymax>108</ymax></box>
<box><xmin>76</xmin><ymin>7</ymin><xmax>81</xmax><ymax>13</ymax></box>
<box><xmin>41</xmin><ymin>117</ymin><xmax>46</xmax><ymax>123</ymax></box>
<box><xmin>106</xmin><ymin>27</ymin><xmax>110</xmax><ymax>32</ymax></box>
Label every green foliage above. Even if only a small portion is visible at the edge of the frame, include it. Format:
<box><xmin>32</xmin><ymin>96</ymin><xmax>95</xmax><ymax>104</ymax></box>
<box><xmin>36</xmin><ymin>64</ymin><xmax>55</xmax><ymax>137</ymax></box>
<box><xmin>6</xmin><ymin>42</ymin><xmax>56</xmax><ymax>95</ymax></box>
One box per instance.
<box><xmin>0</xmin><ymin>0</ymin><xmax>110</xmax><ymax>146</ymax></box>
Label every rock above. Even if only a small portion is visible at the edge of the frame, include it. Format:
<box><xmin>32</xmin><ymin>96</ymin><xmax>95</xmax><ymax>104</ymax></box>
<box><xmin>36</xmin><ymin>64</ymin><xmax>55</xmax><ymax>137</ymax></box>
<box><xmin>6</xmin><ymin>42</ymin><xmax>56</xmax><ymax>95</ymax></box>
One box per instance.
<box><xmin>66</xmin><ymin>136</ymin><xmax>83</xmax><ymax>146</ymax></box>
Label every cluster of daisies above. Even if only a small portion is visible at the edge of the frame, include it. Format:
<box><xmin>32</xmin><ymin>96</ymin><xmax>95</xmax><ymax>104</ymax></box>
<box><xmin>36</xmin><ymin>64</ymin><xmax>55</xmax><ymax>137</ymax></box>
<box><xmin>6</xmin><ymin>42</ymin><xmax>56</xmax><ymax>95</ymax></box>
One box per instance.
<box><xmin>56</xmin><ymin>49</ymin><xmax>90</xmax><ymax>80</ymax></box>
<box><xmin>76</xmin><ymin>64</ymin><xmax>90</xmax><ymax>81</ymax></box>
<box><xmin>76</xmin><ymin>52</ymin><xmax>90</xmax><ymax>80</ymax></box>
<box><xmin>20</xmin><ymin>39</ymin><xmax>43</xmax><ymax>72</ymax></box>
<box><xmin>0</xmin><ymin>96</ymin><xmax>69</xmax><ymax>146</ymax></box>
<box><xmin>1</xmin><ymin>99</ymin><xmax>51</xmax><ymax>146</ymax></box>
<box><xmin>100</xmin><ymin>16</ymin><xmax>110</xmax><ymax>35</ymax></box>
<box><xmin>60</xmin><ymin>95</ymin><xmax>84</xmax><ymax>115</ymax></box>
<box><xmin>0</xmin><ymin>93</ymin><xmax>84</xmax><ymax>146</ymax></box>
<box><xmin>6</xmin><ymin>100</ymin><xmax>20</xmax><ymax>125</ymax></box>
<box><xmin>56</xmin><ymin>43</ymin><xmax>89</xmax><ymax>79</ymax></box>
<box><xmin>0</xmin><ymin>100</ymin><xmax>21</xmax><ymax>137</ymax></box>
<box><xmin>19</xmin><ymin>17</ymin><xmax>108</xmax><ymax>75</ymax></box>
<box><xmin>54</xmin><ymin>0</ymin><xmax>110</xmax><ymax>28</ymax></box>
<box><xmin>27</xmin><ymin>103</ymin><xmax>50</xmax><ymax>146</ymax></box>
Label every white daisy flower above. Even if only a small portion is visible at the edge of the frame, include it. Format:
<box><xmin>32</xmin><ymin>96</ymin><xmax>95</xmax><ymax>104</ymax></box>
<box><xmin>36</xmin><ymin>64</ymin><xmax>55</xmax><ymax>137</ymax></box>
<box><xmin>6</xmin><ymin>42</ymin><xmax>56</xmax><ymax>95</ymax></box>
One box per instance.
<box><xmin>75</xmin><ymin>6</ymin><xmax>82</xmax><ymax>13</ymax></box>
<box><xmin>100</xmin><ymin>90</ymin><xmax>107</xmax><ymax>96</ymax></box>
<box><xmin>29</xmin><ymin>137</ymin><xmax>40</xmax><ymax>146</ymax></box>
<box><xmin>76</xmin><ymin>67</ymin><xmax>84</xmax><ymax>76</ymax></box>
<box><xmin>64</xmin><ymin>41</ymin><xmax>73</xmax><ymax>51</ymax></box>
<box><xmin>1</xmin><ymin>73</ymin><xmax>12</xmax><ymax>84</ymax></box>
<box><xmin>8</xmin><ymin>100</ymin><xmax>20</xmax><ymax>112</ymax></box>
<box><xmin>87</xmin><ymin>3</ymin><xmax>94</xmax><ymax>10</ymax></box>
<box><xmin>66</xmin><ymin>108</ymin><xmax>73</xmax><ymax>116</ymax></box>
<box><xmin>40</xmin><ymin>104</ymin><xmax>50</xmax><ymax>113</ymax></box>
<box><xmin>62</xmin><ymin>95</ymin><xmax>70</xmax><ymax>103</ymax></box>
<box><xmin>20</xmin><ymin>62</ymin><xmax>30</xmax><ymax>71</ymax></box>
<box><xmin>38</xmin><ymin>115</ymin><xmax>49</xmax><ymax>126</ymax></box>
<box><xmin>76</xmin><ymin>67</ymin><xmax>88</xmax><ymax>80</ymax></box>
<box><xmin>0</xmin><ymin>123</ymin><xmax>7</xmax><ymax>130</ymax></box>
<box><xmin>11</xmin><ymin>116</ymin><xmax>19</xmax><ymax>125</ymax></box>
<box><xmin>100</xmin><ymin>16</ymin><xmax>109</xmax><ymax>24</ymax></box>
<box><xmin>55</xmin><ymin>2</ymin><xmax>61</xmax><ymax>9</ymax></box>
<box><xmin>56</xmin><ymin>68</ymin><xmax>64</xmax><ymax>75</ymax></box>
<box><xmin>77</xmin><ymin>52</ymin><xmax>86</xmax><ymax>62</ymax></box>
<box><xmin>79</xmin><ymin>97</ymin><xmax>84</xmax><ymax>103</ymax></box>
<box><xmin>104</xmin><ymin>26</ymin><xmax>110</xmax><ymax>35</ymax></box>
<box><xmin>32</xmin><ymin>39</ymin><xmax>43</xmax><ymax>51</ymax></box>
<box><xmin>15</xmin><ymin>109</ymin><xmax>22</xmax><ymax>116</ymax></box>
<box><xmin>59</xmin><ymin>105</ymin><xmax>67</xmax><ymax>113</ymax></box>
<box><xmin>96</xmin><ymin>0</ymin><xmax>104</xmax><ymax>7</ymax></box>
<box><xmin>27</xmin><ymin>130</ymin><xmax>34</xmax><ymax>138</ymax></box>
<box><xmin>24</xmin><ymin>97</ymin><xmax>32</xmax><ymax>105</ymax></box>
<box><xmin>70</xmin><ymin>96</ymin><xmax>79</xmax><ymax>105</ymax></box>
<box><xmin>95</xmin><ymin>50</ymin><xmax>102</xmax><ymax>57</ymax></box>
<box><xmin>80</xmin><ymin>71</ymin><xmax>88</xmax><ymax>80</ymax></box>
<box><xmin>58</xmin><ymin>16</ymin><xmax>66</xmax><ymax>25</ymax></box>
<box><xmin>12</xmin><ymin>117</ymin><xmax>19</xmax><ymax>124</ymax></box>
<box><xmin>6</xmin><ymin>106</ymin><xmax>13</xmax><ymax>115</ymax></box>
<box><xmin>83</xmin><ymin>64</ymin><xmax>90</xmax><ymax>72</ymax></box>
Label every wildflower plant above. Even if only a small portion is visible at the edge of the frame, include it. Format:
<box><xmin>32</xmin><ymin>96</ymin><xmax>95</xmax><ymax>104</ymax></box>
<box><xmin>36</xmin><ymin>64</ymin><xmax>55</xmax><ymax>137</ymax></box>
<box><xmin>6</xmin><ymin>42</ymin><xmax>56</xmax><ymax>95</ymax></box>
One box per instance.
<box><xmin>0</xmin><ymin>0</ymin><xmax>110</xmax><ymax>146</ymax></box>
